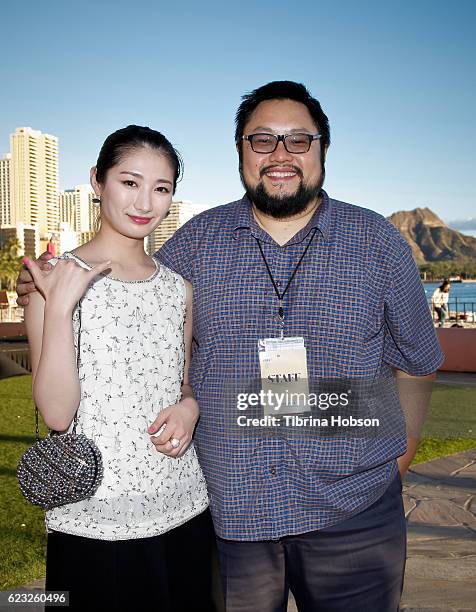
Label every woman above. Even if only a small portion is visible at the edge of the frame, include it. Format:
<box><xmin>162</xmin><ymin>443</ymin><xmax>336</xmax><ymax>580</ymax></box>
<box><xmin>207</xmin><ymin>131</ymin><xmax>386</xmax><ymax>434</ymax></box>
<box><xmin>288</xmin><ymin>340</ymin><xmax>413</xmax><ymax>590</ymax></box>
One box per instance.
<box><xmin>432</xmin><ymin>280</ymin><xmax>451</xmax><ymax>327</ymax></box>
<box><xmin>23</xmin><ymin>126</ymin><xmax>214</xmax><ymax>611</ymax></box>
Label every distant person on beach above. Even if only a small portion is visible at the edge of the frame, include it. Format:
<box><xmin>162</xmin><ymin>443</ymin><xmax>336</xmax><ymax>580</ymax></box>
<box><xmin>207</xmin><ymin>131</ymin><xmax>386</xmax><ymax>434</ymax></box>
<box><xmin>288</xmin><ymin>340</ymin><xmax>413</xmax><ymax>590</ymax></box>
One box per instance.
<box><xmin>432</xmin><ymin>280</ymin><xmax>451</xmax><ymax>327</ymax></box>
<box><xmin>18</xmin><ymin>82</ymin><xmax>443</xmax><ymax>611</ymax></box>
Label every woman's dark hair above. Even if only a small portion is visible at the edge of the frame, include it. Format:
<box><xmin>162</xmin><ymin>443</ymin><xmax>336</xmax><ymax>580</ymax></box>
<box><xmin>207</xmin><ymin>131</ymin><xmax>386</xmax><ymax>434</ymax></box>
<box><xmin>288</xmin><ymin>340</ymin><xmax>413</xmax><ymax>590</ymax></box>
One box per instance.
<box><xmin>235</xmin><ymin>81</ymin><xmax>330</xmax><ymax>159</ymax></box>
<box><xmin>440</xmin><ymin>279</ymin><xmax>451</xmax><ymax>291</ymax></box>
<box><xmin>95</xmin><ymin>125</ymin><xmax>183</xmax><ymax>193</ymax></box>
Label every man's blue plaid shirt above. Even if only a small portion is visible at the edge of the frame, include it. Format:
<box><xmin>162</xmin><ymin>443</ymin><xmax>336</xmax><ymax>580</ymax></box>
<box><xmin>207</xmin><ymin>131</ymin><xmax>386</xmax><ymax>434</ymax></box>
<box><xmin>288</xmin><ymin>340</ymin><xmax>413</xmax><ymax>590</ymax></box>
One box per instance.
<box><xmin>156</xmin><ymin>191</ymin><xmax>443</xmax><ymax>540</ymax></box>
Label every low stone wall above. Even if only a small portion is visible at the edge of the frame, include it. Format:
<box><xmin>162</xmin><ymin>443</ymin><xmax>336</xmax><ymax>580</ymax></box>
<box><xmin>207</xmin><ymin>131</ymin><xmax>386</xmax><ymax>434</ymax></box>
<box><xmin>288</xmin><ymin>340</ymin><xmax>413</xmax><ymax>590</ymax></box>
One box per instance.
<box><xmin>436</xmin><ymin>328</ymin><xmax>476</xmax><ymax>372</ymax></box>
<box><xmin>0</xmin><ymin>321</ymin><xmax>26</xmax><ymax>340</ymax></box>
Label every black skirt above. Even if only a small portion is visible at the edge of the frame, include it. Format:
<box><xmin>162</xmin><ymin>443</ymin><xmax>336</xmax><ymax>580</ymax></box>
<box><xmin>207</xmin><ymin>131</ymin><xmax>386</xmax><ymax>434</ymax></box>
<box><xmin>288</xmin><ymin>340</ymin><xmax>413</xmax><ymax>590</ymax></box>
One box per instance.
<box><xmin>45</xmin><ymin>509</ymin><xmax>223</xmax><ymax>612</ymax></box>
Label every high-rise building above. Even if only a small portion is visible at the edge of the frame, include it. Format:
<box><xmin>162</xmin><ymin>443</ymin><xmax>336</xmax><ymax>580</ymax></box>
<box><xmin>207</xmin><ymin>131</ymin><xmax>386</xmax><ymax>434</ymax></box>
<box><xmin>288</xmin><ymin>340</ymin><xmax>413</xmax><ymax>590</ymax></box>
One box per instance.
<box><xmin>146</xmin><ymin>200</ymin><xmax>210</xmax><ymax>254</ymax></box>
<box><xmin>10</xmin><ymin>127</ymin><xmax>59</xmax><ymax>240</ymax></box>
<box><xmin>19</xmin><ymin>223</ymin><xmax>39</xmax><ymax>258</ymax></box>
<box><xmin>59</xmin><ymin>184</ymin><xmax>95</xmax><ymax>233</ymax></box>
<box><xmin>0</xmin><ymin>154</ymin><xmax>11</xmax><ymax>226</ymax></box>
<box><xmin>59</xmin><ymin>189</ymin><xmax>76</xmax><ymax>228</ymax></box>
<box><xmin>0</xmin><ymin>223</ymin><xmax>39</xmax><ymax>258</ymax></box>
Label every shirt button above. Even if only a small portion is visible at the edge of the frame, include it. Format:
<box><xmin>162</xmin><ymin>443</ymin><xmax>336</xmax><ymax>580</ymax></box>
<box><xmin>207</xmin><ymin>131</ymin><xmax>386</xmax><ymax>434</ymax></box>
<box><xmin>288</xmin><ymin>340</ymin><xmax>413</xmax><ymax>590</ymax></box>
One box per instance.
<box><xmin>270</xmin><ymin>466</ymin><xmax>277</xmax><ymax>475</ymax></box>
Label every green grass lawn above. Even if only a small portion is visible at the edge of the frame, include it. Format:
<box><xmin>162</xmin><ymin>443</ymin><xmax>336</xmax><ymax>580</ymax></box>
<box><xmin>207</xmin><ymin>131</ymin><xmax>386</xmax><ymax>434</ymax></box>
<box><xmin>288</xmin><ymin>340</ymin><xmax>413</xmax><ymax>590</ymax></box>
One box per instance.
<box><xmin>0</xmin><ymin>375</ymin><xmax>47</xmax><ymax>589</ymax></box>
<box><xmin>413</xmin><ymin>384</ymin><xmax>476</xmax><ymax>463</ymax></box>
<box><xmin>0</xmin><ymin>375</ymin><xmax>475</xmax><ymax>589</ymax></box>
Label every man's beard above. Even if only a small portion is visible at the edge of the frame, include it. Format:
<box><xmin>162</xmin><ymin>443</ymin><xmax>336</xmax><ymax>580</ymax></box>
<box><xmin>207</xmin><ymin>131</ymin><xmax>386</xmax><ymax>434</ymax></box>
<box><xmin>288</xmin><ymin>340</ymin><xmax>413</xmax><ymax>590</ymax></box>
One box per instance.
<box><xmin>240</xmin><ymin>163</ymin><xmax>325</xmax><ymax>219</ymax></box>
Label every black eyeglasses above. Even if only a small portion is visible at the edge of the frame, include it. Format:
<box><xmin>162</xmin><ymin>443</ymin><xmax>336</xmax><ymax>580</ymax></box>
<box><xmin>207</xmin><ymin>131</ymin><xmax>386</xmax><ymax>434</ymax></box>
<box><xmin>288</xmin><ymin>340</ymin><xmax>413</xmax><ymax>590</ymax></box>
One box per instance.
<box><xmin>242</xmin><ymin>133</ymin><xmax>321</xmax><ymax>154</ymax></box>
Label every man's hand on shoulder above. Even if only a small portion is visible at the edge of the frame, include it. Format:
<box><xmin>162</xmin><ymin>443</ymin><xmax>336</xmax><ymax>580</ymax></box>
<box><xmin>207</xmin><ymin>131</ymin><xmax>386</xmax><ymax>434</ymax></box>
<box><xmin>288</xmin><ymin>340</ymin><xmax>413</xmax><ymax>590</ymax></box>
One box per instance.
<box><xmin>16</xmin><ymin>251</ymin><xmax>54</xmax><ymax>306</ymax></box>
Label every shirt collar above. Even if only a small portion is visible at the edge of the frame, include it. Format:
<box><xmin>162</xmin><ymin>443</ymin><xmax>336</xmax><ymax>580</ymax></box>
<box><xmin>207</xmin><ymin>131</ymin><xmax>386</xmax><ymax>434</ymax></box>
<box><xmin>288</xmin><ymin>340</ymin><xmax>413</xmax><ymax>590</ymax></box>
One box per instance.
<box><xmin>232</xmin><ymin>190</ymin><xmax>332</xmax><ymax>244</ymax></box>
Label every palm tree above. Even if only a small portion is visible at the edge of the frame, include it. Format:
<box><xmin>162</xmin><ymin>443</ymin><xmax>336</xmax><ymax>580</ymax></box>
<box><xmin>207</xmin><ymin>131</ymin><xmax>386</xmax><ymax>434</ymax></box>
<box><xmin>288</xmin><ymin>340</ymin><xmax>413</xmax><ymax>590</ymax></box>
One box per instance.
<box><xmin>0</xmin><ymin>237</ymin><xmax>23</xmax><ymax>291</ymax></box>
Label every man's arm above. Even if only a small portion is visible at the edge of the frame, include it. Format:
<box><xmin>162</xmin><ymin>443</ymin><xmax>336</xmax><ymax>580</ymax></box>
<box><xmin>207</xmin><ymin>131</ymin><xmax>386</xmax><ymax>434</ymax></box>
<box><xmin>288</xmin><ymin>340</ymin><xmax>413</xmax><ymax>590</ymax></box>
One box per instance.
<box><xmin>394</xmin><ymin>369</ymin><xmax>436</xmax><ymax>478</ymax></box>
<box><xmin>376</xmin><ymin>223</ymin><xmax>443</xmax><ymax>477</ymax></box>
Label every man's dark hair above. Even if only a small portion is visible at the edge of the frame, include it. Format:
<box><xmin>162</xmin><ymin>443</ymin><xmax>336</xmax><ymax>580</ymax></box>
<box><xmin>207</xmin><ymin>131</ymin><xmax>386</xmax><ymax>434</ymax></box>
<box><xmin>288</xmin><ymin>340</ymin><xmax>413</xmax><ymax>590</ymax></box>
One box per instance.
<box><xmin>235</xmin><ymin>81</ymin><xmax>330</xmax><ymax>157</ymax></box>
<box><xmin>95</xmin><ymin>125</ymin><xmax>183</xmax><ymax>194</ymax></box>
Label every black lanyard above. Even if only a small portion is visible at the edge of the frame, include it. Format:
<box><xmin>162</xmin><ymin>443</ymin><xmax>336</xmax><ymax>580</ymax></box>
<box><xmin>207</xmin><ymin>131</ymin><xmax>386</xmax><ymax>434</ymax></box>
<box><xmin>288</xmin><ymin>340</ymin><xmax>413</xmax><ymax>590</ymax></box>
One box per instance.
<box><xmin>254</xmin><ymin>227</ymin><xmax>318</xmax><ymax>334</ymax></box>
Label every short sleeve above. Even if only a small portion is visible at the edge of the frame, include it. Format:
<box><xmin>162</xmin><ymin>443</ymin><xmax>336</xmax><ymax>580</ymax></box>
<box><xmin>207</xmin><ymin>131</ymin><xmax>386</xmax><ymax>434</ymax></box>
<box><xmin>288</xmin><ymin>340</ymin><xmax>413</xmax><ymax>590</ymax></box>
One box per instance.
<box><xmin>383</xmin><ymin>243</ymin><xmax>444</xmax><ymax>375</ymax></box>
<box><xmin>154</xmin><ymin>220</ymin><xmax>197</xmax><ymax>282</ymax></box>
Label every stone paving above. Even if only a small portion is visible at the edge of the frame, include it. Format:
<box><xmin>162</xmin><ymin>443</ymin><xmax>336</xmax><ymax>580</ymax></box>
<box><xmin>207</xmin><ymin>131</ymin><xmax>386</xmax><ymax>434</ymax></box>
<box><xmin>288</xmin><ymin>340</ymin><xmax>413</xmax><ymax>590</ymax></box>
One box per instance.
<box><xmin>400</xmin><ymin>449</ymin><xmax>476</xmax><ymax>611</ymax></box>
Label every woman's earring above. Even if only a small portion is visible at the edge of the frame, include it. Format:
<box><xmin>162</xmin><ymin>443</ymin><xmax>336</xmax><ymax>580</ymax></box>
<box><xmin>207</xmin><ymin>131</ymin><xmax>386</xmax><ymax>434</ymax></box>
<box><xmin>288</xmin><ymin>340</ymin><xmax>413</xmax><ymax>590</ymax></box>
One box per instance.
<box><xmin>92</xmin><ymin>196</ymin><xmax>101</xmax><ymax>206</ymax></box>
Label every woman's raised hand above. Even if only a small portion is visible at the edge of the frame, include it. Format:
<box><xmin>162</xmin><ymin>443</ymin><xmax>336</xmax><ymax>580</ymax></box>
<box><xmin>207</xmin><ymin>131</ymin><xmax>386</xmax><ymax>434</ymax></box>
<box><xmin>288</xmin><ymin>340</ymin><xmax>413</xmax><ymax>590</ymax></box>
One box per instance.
<box><xmin>23</xmin><ymin>257</ymin><xmax>111</xmax><ymax>314</ymax></box>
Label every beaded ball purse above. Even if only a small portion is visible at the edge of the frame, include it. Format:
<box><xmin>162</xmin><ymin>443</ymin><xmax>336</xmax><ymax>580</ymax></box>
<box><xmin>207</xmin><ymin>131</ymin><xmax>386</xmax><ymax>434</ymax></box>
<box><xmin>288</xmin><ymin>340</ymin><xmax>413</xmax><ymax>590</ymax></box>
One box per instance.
<box><xmin>17</xmin><ymin>300</ymin><xmax>104</xmax><ymax>510</ymax></box>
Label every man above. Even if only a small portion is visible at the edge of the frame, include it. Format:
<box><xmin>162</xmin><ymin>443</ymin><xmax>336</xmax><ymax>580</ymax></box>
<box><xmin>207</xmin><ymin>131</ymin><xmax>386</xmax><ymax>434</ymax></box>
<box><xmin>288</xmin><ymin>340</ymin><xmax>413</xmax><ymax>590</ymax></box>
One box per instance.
<box><xmin>17</xmin><ymin>81</ymin><xmax>443</xmax><ymax>611</ymax></box>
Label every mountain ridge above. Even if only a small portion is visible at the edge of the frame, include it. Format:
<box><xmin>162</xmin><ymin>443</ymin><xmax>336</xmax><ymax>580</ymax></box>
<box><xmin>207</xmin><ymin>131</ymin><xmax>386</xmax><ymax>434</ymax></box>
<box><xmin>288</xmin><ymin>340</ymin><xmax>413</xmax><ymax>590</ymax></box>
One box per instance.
<box><xmin>387</xmin><ymin>208</ymin><xmax>476</xmax><ymax>264</ymax></box>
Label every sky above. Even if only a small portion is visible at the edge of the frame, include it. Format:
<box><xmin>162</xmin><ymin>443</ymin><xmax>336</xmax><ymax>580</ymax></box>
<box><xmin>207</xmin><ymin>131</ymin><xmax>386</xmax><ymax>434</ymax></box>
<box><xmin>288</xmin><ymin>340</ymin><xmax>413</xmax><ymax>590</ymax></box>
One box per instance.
<box><xmin>0</xmin><ymin>0</ymin><xmax>475</xmax><ymax>230</ymax></box>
